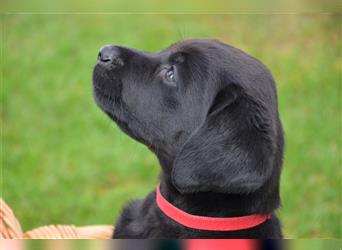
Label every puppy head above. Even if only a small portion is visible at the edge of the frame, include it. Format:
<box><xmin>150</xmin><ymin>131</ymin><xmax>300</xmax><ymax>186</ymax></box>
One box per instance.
<box><xmin>92</xmin><ymin>39</ymin><xmax>283</xmax><ymax>195</ymax></box>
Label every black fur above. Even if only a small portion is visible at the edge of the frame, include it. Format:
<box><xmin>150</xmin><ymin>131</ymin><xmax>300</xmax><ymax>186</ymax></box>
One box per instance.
<box><xmin>92</xmin><ymin>39</ymin><xmax>284</xmax><ymax>238</ymax></box>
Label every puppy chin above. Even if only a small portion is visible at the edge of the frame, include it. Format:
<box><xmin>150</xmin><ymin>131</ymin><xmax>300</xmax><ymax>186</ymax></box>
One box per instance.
<box><xmin>93</xmin><ymin>86</ymin><xmax>113</xmax><ymax>110</ymax></box>
<box><xmin>93</xmin><ymin>84</ymin><xmax>128</xmax><ymax>128</ymax></box>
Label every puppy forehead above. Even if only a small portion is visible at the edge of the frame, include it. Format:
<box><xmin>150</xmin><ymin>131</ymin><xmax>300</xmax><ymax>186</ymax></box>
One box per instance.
<box><xmin>160</xmin><ymin>39</ymin><xmax>219</xmax><ymax>57</ymax></box>
<box><xmin>171</xmin><ymin>38</ymin><xmax>220</xmax><ymax>49</ymax></box>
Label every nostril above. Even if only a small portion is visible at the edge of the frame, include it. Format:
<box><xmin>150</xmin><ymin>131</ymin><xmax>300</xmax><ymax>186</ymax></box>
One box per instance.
<box><xmin>98</xmin><ymin>45</ymin><xmax>119</xmax><ymax>63</ymax></box>
<box><xmin>98</xmin><ymin>51</ymin><xmax>111</xmax><ymax>62</ymax></box>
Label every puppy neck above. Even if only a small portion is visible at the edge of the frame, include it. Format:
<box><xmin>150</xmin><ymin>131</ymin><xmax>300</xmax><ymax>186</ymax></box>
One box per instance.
<box><xmin>159</xmin><ymin>171</ymin><xmax>280</xmax><ymax>218</ymax></box>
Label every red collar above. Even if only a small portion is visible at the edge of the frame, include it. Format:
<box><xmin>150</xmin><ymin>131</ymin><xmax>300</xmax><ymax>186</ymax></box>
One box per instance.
<box><xmin>156</xmin><ymin>184</ymin><xmax>271</xmax><ymax>231</ymax></box>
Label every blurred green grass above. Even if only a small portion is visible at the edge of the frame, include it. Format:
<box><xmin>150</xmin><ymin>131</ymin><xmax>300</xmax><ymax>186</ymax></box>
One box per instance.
<box><xmin>1</xmin><ymin>13</ymin><xmax>340</xmax><ymax>238</ymax></box>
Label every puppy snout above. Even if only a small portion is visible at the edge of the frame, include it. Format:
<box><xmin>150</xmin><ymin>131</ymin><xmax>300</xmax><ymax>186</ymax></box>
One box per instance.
<box><xmin>98</xmin><ymin>45</ymin><xmax>120</xmax><ymax>63</ymax></box>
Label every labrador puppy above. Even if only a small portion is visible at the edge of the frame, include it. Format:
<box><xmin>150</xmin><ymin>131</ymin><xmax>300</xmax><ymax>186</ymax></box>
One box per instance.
<box><xmin>92</xmin><ymin>39</ymin><xmax>284</xmax><ymax>238</ymax></box>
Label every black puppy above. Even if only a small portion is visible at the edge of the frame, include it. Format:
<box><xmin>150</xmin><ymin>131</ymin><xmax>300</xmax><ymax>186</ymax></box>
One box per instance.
<box><xmin>92</xmin><ymin>39</ymin><xmax>284</xmax><ymax>238</ymax></box>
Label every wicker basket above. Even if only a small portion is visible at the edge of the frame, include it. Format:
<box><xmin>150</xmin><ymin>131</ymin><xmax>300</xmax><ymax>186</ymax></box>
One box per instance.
<box><xmin>0</xmin><ymin>198</ymin><xmax>114</xmax><ymax>239</ymax></box>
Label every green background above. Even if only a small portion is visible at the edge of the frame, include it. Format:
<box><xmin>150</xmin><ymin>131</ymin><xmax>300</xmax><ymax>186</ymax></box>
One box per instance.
<box><xmin>1</xmin><ymin>13</ymin><xmax>341</xmax><ymax>238</ymax></box>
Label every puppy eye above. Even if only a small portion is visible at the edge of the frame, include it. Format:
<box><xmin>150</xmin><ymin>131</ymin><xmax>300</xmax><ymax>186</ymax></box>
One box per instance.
<box><xmin>165</xmin><ymin>66</ymin><xmax>175</xmax><ymax>81</ymax></box>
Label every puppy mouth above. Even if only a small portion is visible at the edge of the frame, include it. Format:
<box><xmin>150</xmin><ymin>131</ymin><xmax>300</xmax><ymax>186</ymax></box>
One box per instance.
<box><xmin>92</xmin><ymin>65</ymin><xmax>147</xmax><ymax>146</ymax></box>
<box><xmin>92</xmin><ymin>63</ymin><xmax>159</xmax><ymax>152</ymax></box>
<box><xmin>93</xmin><ymin>72</ymin><xmax>124</xmax><ymax>130</ymax></box>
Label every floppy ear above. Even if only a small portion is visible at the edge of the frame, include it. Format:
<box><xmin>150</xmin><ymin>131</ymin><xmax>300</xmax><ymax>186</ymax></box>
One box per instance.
<box><xmin>171</xmin><ymin>83</ymin><xmax>276</xmax><ymax>194</ymax></box>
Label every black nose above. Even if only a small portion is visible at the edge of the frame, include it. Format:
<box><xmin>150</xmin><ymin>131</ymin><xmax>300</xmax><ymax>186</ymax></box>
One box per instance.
<box><xmin>98</xmin><ymin>45</ymin><xmax>119</xmax><ymax>63</ymax></box>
